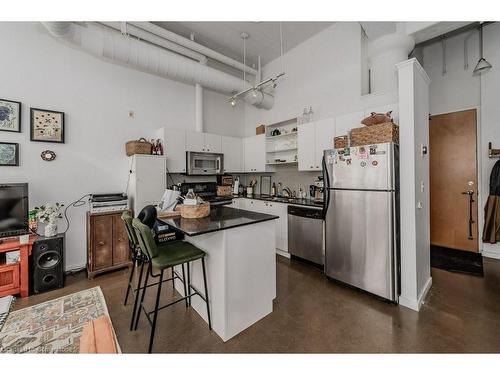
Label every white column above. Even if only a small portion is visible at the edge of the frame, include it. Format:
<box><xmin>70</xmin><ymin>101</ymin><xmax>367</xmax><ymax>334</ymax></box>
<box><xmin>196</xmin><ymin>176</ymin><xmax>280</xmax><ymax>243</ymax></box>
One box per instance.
<box><xmin>396</xmin><ymin>58</ymin><xmax>432</xmax><ymax>311</ymax></box>
<box><xmin>195</xmin><ymin>83</ymin><xmax>203</xmax><ymax>132</ymax></box>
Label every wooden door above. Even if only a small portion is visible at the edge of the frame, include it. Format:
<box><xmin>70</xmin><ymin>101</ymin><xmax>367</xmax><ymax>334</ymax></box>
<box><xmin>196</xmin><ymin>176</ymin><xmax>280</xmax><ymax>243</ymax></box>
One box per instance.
<box><xmin>429</xmin><ymin>109</ymin><xmax>478</xmax><ymax>252</ymax></box>
<box><xmin>92</xmin><ymin>215</ymin><xmax>113</xmax><ymax>269</ymax></box>
<box><xmin>112</xmin><ymin>214</ymin><xmax>130</xmax><ymax>265</ymax></box>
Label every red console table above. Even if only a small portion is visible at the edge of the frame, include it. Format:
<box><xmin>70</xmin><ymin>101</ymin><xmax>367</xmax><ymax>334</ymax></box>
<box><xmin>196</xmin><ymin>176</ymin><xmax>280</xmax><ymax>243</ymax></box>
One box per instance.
<box><xmin>0</xmin><ymin>235</ymin><xmax>36</xmax><ymax>298</ymax></box>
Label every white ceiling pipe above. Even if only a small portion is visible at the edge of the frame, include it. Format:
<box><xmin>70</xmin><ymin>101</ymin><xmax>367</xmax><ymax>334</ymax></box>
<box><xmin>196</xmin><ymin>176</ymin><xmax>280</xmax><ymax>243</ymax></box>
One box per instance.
<box><xmin>42</xmin><ymin>22</ymin><xmax>248</xmax><ymax>95</ymax></box>
<box><xmin>99</xmin><ymin>21</ymin><xmax>208</xmax><ymax>64</ymax></box>
<box><xmin>130</xmin><ymin>22</ymin><xmax>258</xmax><ymax>76</ymax></box>
<box><xmin>195</xmin><ymin>83</ymin><xmax>203</xmax><ymax>133</ymax></box>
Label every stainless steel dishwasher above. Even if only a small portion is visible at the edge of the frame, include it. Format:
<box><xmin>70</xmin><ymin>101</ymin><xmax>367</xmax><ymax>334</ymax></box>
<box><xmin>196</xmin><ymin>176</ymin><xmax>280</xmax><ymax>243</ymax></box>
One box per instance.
<box><xmin>288</xmin><ymin>205</ymin><xmax>324</xmax><ymax>266</ymax></box>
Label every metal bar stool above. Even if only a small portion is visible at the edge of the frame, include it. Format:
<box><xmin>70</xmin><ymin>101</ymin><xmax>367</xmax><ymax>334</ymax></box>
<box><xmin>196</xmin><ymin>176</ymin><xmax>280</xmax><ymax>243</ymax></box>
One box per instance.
<box><xmin>120</xmin><ymin>211</ymin><xmax>185</xmax><ymax>331</ymax></box>
<box><xmin>132</xmin><ymin>218</ymin><xmax>211</xmax><ymax>353</ymax></box>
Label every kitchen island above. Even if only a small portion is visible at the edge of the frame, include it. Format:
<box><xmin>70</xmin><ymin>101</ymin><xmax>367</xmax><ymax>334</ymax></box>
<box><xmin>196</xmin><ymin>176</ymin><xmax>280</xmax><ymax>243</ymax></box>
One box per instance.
<box><xmin>159</xmin><ymin>206</ymin><xmax>279</xmax><ymax>342</ymax></box>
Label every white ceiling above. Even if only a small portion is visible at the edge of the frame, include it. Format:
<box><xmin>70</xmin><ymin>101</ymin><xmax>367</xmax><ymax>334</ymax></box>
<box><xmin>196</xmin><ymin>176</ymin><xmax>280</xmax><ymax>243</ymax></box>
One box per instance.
<box><xmin>153</xmin><ymin>22</ymin><xmax>333</xmax><ymax>67</ymax></box>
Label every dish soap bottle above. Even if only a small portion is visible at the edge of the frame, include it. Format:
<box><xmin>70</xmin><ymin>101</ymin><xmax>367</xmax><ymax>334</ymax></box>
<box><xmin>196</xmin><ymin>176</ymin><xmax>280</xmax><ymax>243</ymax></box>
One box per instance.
<box><xmin>184</xmin><ymin>188</ymin><xmax>197</xmax><ymax>205</ymax></box>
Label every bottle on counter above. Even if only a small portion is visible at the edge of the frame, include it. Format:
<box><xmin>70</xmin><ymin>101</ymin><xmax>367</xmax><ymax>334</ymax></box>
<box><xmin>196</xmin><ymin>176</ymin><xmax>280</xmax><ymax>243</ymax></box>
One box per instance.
<box><xmin>156</xmin><ymin>139</ymin><xmax>163</xmax><ymax>155</ymax></box>
<box><xmin>271</xmin><ymin>182</ymin><xmax>276</xmax><ymax>197</ymax></box>
<box><xmin>151</xmin><ymin>139</ymin><xmax>157</xmax><ymax>154</ymax></box>
<box><xmin>277</xmin><ymin>182</ymin><xmax>283</xmax><ymax>197</ymax></box>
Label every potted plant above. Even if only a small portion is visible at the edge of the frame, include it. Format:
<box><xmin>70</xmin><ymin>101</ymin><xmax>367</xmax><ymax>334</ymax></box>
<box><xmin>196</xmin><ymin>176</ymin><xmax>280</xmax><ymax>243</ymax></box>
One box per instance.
<box><xmin>34</xmin><ymin>202</ymin><xmax>64</xmax><ymax>237</ymax></box>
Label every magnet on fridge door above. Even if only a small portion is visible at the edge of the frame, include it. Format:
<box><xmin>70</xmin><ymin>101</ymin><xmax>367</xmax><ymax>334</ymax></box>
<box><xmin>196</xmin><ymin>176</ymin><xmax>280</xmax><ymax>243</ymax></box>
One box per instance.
<box><xmin>346</xmin><ymin>159</ymin><xmax>352</xmax><ymax>165</ymax></box>
<box><xmin>369</xmin><ymin>146</ymin><xmax>377</xmax><ymax>155</ymax></box>
<box><xmin>360</xmin><ymin>161</ymin><xmax>367</xmax><ymax>167</ymax></box>
<box><xmin>358</xmin><ymin>146</ymin><xmax>368</xmax><ymax>159</ymax></box>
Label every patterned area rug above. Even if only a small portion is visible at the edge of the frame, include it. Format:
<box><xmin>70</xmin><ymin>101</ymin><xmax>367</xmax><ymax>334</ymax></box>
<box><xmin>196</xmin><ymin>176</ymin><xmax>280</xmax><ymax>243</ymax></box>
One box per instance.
<box><xmin>0</xmin><ymin>287</ymin><xmax>109</xmax><ymax>353</ymax></box>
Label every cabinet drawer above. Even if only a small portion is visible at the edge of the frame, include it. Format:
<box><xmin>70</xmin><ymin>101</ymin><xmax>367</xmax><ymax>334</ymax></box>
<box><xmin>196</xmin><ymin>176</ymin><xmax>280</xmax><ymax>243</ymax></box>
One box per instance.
<box><xmin>0</xmin><ymin>263</ymin><xmax>20</xmax><ymax>292</ymax></box>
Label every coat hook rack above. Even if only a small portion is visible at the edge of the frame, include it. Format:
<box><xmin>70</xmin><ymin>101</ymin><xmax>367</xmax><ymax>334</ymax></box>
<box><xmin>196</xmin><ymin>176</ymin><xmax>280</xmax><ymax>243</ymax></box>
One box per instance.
<box><xmin>488</xmin><ymin>142</ymin><xmax>500</xmax><ymax>158</ymax></box>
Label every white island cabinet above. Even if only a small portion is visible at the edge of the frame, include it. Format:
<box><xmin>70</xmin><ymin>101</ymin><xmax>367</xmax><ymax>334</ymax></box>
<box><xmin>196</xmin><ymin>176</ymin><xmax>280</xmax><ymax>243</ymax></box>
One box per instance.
<box><xmin>162</xmin><ymin>207</ymin><xmax>278</xmax><ymax>342</ymax></box>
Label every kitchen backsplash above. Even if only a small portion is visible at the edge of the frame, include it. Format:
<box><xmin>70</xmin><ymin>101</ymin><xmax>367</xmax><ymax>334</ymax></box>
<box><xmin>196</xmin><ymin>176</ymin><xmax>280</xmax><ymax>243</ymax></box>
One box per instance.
<box><xmin>170</xmin><ymin>166</ymin><xmax>320</xmax><ymax>198</ymax></box>
<box><xmin>235</xmin><ymin>164</ymin><xmax>321</xmax><ymax>197</ymax></box>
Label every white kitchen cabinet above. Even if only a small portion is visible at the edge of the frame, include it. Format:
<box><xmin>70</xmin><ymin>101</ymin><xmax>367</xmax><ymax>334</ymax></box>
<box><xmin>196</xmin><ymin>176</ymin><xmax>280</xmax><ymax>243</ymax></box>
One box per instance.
<box><xmin>298</xmin><ymin>118</ymin><xmax>335</xmax><ymax>171</ymax></box>
<box><xmin>297</xmin><ymin>123</ymin><xmax>316</xmax><ymax>171</ymax></box>
<box><xmin>221</xmin><ymin>135</ymin><xmax>243</xmax><ymax>173</ymax></box>
<box><xmin>314</xmin><ymin>117</ymin><xmax>336</xmax><ymax>168</ymax></box>
<box><xmin>186</xmin><ymin>131</ymin><xmax>222</xmax><ymax>153</ymax></box>
<box><xmin>244</xmin><ymin>134</ymin><xmax>273</xmax><ymax>173</ymax></box>
<box><xmin>263</xmin><ymin>201</ymin><xmax>288</xmax><ymax>252</ymax></box>
<box><xmin>156</xmin><ymin>127</ymin><xmax>186</xmax><ymax>173</ymax></box>
<box><xmin>204</xmin><ymin>133</ymin><xmax>222</xmax><ymax>153</ymax></box>
<box><xmin>241</xmin><ymin>198</ymin><xmax>288</xmax><ymax>253</ymax></box>
<box><xmin>186</xmin><ymin>130</ymin><xmax>205</xmax><ymax>152</ymax></box>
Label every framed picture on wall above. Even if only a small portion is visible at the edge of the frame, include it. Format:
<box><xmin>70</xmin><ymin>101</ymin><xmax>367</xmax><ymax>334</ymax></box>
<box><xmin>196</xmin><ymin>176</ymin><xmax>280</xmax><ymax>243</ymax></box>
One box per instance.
<box><xmin>30</xmin><ymin>107</ymin><xmax>65</xmax><ymax>143</ymax></box>
<box><xmin>0</xmin><ymin>98</ymin><xmax>22</xmax><ymax>133</ymax></box>
<box><xmin>0</xmin><ymin>142</ymin><xmax>20</xmax><ymax>166</ymax></box>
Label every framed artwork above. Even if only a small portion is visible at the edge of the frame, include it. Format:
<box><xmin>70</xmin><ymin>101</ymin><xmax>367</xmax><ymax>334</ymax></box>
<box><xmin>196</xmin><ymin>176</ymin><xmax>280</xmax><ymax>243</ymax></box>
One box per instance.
<box><xmin>30</xmin><ymin>107</ymin><xmax>65</xmax><ymax>143</ymax></box>
<box><xmin>0</xmin><ymin>142</ymin><xmax>19</xmax><ymax>166</ymax></box>
<box><xmin>0</xmin><ymin>98</ymin><xmax>21</xmax><ymax>133</ymax></box>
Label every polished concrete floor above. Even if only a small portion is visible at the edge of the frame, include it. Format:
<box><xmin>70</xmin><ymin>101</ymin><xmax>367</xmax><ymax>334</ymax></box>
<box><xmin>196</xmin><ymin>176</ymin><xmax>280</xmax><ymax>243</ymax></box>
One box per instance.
<box><xmin>14</xmin><ymin>256</ymin><xmax>500</xmax><ymax>353</ymax></box>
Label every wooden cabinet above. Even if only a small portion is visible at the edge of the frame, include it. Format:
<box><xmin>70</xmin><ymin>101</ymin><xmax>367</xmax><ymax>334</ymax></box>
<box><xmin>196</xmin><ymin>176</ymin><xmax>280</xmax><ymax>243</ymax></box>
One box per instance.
<box><xmin>156</xmin><ymin>127</ymin><xmax>186</xmax><ymax>173</ymax></box>
<box><xmin>186</xmin><ymin>131</ymin><xmax>222</xmax><ymax>153</ymax></box>
<box><xmin>298</xmin><ymin>118</ymin><xmax>336</xmax><ymax>171</ymax></box>
<box><xmin>87</xmin><ymin>211</ymin><xmax>132</xmax><ymax>279</ymax></box>
<box><xmin>0</xmin><ymin>263</ymin><xmax>20</xmax><ymax>294</ymax></box>
<box><xmin>221</xmin><ymin>135</ymin><xmax>243</xmax><ymax>173</ymax></box>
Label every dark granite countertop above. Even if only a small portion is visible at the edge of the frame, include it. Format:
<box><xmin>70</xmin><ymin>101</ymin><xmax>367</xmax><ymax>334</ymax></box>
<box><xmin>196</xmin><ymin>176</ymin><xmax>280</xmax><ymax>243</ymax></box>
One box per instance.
<box><xmin>233</xmin><ymin>194</ymin><xmax>323</xmax><ymax>208</ymax></box>
<box><xmin>158</xmin><ymin>206</ymin><xmax>279</xmax><ymax>237</ymax></box>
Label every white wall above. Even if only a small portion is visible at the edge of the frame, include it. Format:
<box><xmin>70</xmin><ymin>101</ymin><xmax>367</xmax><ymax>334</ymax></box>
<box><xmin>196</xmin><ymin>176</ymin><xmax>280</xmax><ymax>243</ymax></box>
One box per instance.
<box><xmin>0</xmin><ymin>22</ymin><xmax>244</xmax><ymax>270</ymax></box>
<box><xmin>422</xmin><ymin>22</ymin><xmax>500</xmax><ymax>259</ymax></box>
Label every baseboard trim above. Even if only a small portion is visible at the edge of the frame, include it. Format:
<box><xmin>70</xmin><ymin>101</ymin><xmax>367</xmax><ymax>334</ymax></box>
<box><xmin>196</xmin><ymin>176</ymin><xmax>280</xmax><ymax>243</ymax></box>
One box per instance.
<box><xmin>482</xmin><ymin>250</ymin><xmax>500</xmax><ymax>260</ymax></box>
<box><xmin>399</xmin><ymin>277</ymin><xmax>432</xmax><ymax>312</ymax></box>
<box><xmin>276</xmin><ymin>249</ymin><xmax>291</xmax><ymax>259</ymax></box>
<box><xmin>417</xmin><ymin>277</ymin><xmax>433</xmax><ymax>309</ymax></box>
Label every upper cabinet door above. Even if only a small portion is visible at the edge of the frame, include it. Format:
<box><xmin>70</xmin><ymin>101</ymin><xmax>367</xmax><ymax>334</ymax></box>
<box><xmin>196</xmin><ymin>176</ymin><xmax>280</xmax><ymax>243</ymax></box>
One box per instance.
<box><xmin>315</xmin><ymin>118</ymin><xmax>336</xmax><ymax>170</ymax></box>
<box><xmin>221</xmin><ymin>135</ymin><xmax>242</xmax><ymax>173</ymax></box>
<box><xmin>253</xmin><ymin>134</ymin><xmax>267</xmax><ymax>172</ymax></box>
<box><xmin>297</xmin><ymin>123</ymin><xmax>316</xmax><ymax>171</ymax></box>
<box><xmin>163</xmin><ymin>128</ymin><xmax>186</xmax><ymax>173</ymax></box>
<box><xmin>243</xmin><ymin>136</ymin><xmax>256</xmax><ymax>172</ymax></box>
<box><xmin>186</xmin><ymin>130</ymin><xmax>205</xmax><ymax>152</ymax></box>
<box><xmin>204</xmin><ymin>133</ymin><xmax>222</xmax><ymax>153</ymax></box>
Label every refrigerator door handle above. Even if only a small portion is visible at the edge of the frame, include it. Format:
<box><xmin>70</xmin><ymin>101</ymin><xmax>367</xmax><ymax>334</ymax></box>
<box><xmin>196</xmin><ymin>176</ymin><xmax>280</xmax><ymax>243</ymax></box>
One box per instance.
<box><xmin>322</xmin><ymin>155</ymin><xmax>331</xmax><ymax>219</ymax></box>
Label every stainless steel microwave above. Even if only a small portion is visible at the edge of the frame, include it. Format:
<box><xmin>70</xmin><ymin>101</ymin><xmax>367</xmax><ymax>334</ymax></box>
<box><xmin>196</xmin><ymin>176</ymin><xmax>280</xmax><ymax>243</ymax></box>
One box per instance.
<box><xmin>186</xmin><ymin>151</ymin><xmax>224</xmax><ymax>175</ymax></box>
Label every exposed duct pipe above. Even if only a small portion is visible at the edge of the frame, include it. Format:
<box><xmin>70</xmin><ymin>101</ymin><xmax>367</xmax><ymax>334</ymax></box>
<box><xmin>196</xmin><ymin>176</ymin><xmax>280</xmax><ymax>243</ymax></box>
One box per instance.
<box><xmin>99</xmin><ymin>21</ymin><xmax>207</xmax><ymax>64</ymax></box>
<box><xmin>195</xmin><ymin>83</ymin><xmax>203</xmax><ymax>132</ymax></box>
<box><xmin>129</xmin><ymin>22</ymin><xmax>258</xmax><ymax>76</ymax></box>
<box><xmin>41</xmin><ymin>22</ymin><xmax>247</xmax><ymax>95</ymax></box>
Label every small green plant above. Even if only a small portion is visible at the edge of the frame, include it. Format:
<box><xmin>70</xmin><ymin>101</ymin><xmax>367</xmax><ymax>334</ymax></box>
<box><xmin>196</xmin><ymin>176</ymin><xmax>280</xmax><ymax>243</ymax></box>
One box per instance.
<box><xmin>34</xmin><ymin>202</ymin><xmax>64</xmax><ymax>223</ymax></box>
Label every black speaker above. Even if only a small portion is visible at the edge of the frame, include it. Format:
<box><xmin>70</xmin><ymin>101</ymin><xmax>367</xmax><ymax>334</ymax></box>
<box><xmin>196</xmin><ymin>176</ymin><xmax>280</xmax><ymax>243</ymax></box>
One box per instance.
<box><xmin>32</xmin><ymin>234</ymin><xmax>65</xmax><ymax>294</ymax></box>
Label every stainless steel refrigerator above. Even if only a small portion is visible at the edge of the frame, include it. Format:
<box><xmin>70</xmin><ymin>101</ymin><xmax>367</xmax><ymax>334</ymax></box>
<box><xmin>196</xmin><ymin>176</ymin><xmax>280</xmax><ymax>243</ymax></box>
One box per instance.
<box><xmin>322</xmin><ymin>142</ymin><xmax>399</xmax><ymax>302</ymax></box>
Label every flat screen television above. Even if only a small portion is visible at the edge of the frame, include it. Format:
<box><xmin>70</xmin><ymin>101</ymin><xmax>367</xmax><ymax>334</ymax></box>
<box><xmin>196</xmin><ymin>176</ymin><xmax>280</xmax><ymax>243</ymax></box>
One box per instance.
<box><xmin>0</xmin><ymin>183</ymin><xmax>29</xmax><ymax>239</ymax></box>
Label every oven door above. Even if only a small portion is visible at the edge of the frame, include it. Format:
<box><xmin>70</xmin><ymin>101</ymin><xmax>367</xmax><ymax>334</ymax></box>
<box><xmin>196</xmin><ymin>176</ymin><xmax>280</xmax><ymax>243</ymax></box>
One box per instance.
<box><xmin>186</xmin><ymin>152</ymin><xmax>224</xmax><ymax>175</ymax></box>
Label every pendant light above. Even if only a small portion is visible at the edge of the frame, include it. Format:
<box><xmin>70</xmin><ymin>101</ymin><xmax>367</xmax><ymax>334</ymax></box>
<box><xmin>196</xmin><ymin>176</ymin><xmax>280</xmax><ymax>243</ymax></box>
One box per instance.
<box><xmin>473</xmin><ymin>23</ymin><xmax>492</xmax><ymax>76</ymax></box>
<box><xmin>228</xmin><ymin>23</ymin><xmax>285</xmax><ymax>106</ymax></box>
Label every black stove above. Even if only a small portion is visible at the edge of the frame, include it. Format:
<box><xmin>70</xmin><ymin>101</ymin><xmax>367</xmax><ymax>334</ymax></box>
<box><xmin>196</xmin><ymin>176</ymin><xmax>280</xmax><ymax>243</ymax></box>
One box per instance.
<box><xmin>179</xmin><ymin>182</ymin><xmax>232</xmax><ymax>206</ymax></box>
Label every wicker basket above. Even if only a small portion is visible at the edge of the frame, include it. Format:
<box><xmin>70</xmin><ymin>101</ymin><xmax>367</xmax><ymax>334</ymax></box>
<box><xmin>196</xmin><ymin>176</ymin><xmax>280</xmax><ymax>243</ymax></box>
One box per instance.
<box><xmin>179</xmin><ymin>202</ymin><xmax>210</xmax><ymax>219</ymax></box>
<box><xmin>125</xmin><ymin>138</ymin><xmax>152</xmax><ymax>156</ymax></box>
<box><xmin>350</xmin><ymin>122</ymin><xmax>399</xmax><ymax>146</ymax></box>
<box><xmin>334</xmin><ymin>135</ymin><xmax>348</xmax><ymax>149</ymax></box>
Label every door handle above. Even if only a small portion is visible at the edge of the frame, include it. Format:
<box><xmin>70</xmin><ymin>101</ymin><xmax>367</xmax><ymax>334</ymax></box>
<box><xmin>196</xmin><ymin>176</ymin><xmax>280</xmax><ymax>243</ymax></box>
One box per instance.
<box><xmin>97</xmin><ymin>241</ymin><xmax>105</xmax><ymax>246</ymax></box>
<box><xmin>461</xmin><ymin>190</ymin><xmax>475</xmax><ymax>240</ymax></box>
